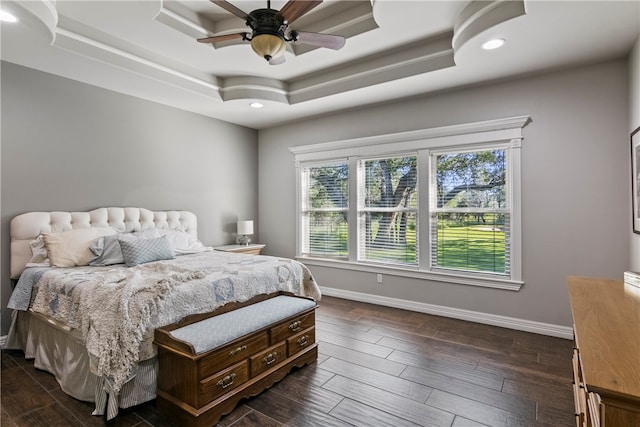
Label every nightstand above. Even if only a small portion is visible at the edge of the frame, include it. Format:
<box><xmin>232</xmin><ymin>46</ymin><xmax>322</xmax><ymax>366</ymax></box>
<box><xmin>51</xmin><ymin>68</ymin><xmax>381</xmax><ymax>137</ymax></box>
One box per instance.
<box><xmin>214</xmin><ymin>244</ymin><xmax>266</xmax><ymax>255</ymax></box>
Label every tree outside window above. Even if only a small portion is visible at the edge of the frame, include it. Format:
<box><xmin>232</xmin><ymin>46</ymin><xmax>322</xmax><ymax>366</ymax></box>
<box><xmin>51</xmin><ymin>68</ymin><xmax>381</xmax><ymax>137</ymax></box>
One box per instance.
<box><xmin>431</xmin><ymin>149</ymin><xmax>509</xmax><ymax>274</ymax></box>
<box><xmin>359</xmin><ymin>156</ymin><xmax>418</xmax><ymax>265</ymax></box>
<box><xmin>301</xmin><ymin>163</ymin><xmax>348</xmax><ymax>258</ymax></box>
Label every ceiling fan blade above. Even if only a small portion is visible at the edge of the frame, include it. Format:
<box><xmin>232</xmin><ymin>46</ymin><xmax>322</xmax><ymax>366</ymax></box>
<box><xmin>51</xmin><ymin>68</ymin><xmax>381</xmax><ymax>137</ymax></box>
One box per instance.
<box><xmin>277</xmin><ymin>0</ymin><xmax>322</xmax><ymax>24</ymax></box>
<box><xmin>210</xmin><ymin>0</ymin><xmax>249</xmax><ymax>20</ymax></box>
<box><xmin>291</xmin><ymin>31</ymin><xmax>345</xmax><ymax>50</ymax></box>
<box><xmin>269</xmin><ymin>55</ymin><xmax>286</xmax><ymax>65</ymax></box>
<box><xmin>197</xmin><ymin>33</ymin><xmax>246</xmax><ymax>44</ymax></box>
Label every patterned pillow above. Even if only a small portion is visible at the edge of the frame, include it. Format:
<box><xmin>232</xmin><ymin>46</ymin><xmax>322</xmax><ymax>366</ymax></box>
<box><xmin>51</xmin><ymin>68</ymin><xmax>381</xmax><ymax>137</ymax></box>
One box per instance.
<box><xmin>89</xmin><ymin>229</ymin><xmax>160</xmax><ymax>266</ymax></box>
<box><xmin>118</xmin><ymin>235</ymin><xmax>175</xmax><ymax>266</ymax></box>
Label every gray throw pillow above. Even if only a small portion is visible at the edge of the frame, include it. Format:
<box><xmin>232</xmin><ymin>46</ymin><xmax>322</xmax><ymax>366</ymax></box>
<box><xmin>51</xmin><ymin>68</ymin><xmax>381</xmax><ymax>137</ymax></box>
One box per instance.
<box><xmin>119</xmin><ymin>235</ymin><xmax>175</xmax><ymax>266</ymax></box>
<box><xmin>89</xmin><ymin>229</ymin><xmax>160</xmax><ymax>266</ymax></box>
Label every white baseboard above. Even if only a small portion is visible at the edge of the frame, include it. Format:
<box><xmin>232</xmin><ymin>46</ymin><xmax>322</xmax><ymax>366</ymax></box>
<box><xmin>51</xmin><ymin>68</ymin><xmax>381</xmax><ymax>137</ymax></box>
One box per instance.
<box><xmin>319</xmin><ymin>287</ymin><xmax>574</xmax><ymax>340</ymax></box>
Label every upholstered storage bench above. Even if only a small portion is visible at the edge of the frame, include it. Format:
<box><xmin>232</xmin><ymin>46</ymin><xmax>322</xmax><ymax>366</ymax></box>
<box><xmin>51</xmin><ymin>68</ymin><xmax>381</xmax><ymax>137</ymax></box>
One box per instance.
<box><xmin>154</xmin><ymin>292</ymin><xmax>318</xmax><ymax>427</ymax></box>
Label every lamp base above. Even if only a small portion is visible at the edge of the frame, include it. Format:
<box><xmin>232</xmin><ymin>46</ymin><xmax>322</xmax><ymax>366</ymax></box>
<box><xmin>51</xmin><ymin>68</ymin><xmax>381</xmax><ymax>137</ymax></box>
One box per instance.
<box><xmin>238</xmin><ymin>235</ymin><xmax>251</xmax><ymax>245</ymax></box>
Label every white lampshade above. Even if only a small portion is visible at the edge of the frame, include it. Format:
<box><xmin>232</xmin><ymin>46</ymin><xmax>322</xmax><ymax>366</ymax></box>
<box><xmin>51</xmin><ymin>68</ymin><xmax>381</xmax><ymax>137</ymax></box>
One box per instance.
<box><xmin>237</xmin><ymin>220</ymin><xmax>254</xmax><ymax>235</ymax></box>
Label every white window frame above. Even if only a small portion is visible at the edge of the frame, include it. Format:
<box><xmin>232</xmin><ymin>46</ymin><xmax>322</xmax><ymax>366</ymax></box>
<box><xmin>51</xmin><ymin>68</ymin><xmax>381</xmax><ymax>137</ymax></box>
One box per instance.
<box><xmin>291</xmin><ymin>116</ymin><xmax>529</xmax><ymax>291</ymax></box>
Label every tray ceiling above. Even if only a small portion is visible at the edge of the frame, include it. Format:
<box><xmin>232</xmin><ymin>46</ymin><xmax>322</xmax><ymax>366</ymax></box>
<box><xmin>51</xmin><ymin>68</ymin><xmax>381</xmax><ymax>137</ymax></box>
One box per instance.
<box><xmin>1</xmin><ymin>0</ymin><xmax>638</xmax><ymax>129</ymax></box>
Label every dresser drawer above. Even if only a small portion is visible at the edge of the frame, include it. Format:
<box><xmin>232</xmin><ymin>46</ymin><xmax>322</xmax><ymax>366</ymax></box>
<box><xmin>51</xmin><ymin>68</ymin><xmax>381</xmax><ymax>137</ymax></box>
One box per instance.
<box><xmin>199</xmin><ymin>360</ymin><xmax>249</xmax><ymax>405</ymax></box>
<box><xmin>199</xmin><ymin>331</ymin><xmax>269</xmax><ymax>379</ymax></box>
<box><xmin>573</xmin><ymin>382</ymin><xmax>584</xmax><ymax>425</ymax></box>
<box><xmin>572</xmin><ymin>348</ymin><xmax>583</xmax><ymax>385</ymax></box>
<box><xmin>270</xmin><ymin>311</ymin><xmax>315</xmax><ymax>344</ymax></box>
<box><xmin>587</xmin><ymin>392</ymin><xmax>601</xmax><ymax>427</ymax></box>
<box><xmin>250</xmin><ymin>343</ymin><xmax>287</xmax><ymax>377</ymax></box>
<box><xmin>286</xmin><ymin>327</ymin><xmax>315</xmax><ymax>357</ymax></box>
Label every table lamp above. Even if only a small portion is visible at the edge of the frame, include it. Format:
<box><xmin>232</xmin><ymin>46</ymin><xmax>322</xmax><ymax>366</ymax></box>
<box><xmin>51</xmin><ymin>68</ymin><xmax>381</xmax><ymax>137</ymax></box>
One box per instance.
<box><xmin>237</xmin><ymin>220</ymin><xmax>253</xmax><ymax>245</ymax></box>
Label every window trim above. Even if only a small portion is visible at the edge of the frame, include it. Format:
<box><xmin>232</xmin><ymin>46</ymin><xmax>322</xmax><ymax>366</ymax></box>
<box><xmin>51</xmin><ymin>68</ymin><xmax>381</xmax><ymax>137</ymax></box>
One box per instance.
<box><xmin>291</xmin><ymin>116</ymin><xmax>529</xmax><ymax>290</ymax></box>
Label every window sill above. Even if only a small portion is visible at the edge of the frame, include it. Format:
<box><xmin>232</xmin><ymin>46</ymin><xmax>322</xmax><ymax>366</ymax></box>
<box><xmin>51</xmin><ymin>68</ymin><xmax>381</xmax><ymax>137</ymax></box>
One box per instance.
<box><xmin>295</xmin><ymin>256</ymin><xmax>523</xmax><ymax>291</ymax></box>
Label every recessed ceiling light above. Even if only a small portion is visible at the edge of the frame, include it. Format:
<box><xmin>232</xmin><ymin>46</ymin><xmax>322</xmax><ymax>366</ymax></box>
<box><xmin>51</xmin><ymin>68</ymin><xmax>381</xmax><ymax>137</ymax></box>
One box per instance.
<box><xmin>249</xmin><ymin>102</ymin><xmax>264</xmax><ymax>109</ymax></box>
<box><xmin>0</xmin><ymin>10</ymin><xmax>18</xmax><ymax>23</ymax></box>
<box><xmin>482</xmin><ymin>38</ymin><xmax>505</xmax><ymax>50</ymax></box>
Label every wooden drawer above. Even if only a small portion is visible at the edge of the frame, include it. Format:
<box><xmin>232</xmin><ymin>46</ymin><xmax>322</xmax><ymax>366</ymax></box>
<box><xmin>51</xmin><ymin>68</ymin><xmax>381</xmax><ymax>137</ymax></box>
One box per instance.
<box><xmin>199</xmin><ymin>331</ymin><xmax>268</xmax><ymax>379</ymax></box>
<box><xmin>572</xmin><ymin>349</ymin><xmax>582</xmax><ymax>384</ymax></box>
<box><xmin>573</xmin><ymin>382</ymin><xmax>585</xmax><ymax>426</ymax></box>
<box><xmin>286</xmin><ymin>327</ymin><xmax>315</xmax><ymax>357</ymax></box>
<box><xmin>572</xmin><ymin>349</ymin><xmax>586</xmax><ymax>422</ymax></box>
<box><xmin>199</xmin><ymin>360</ymin><xmax>249</xmax><ymax>405</ymax></box>
<box><xmin>250</xmin><ymin>343</ymin><xmax>286</xmax><ymax>377</ymax></box>
<box><xmin>588</xmin><ymin>392</ymin><xmax>601</xmax><ymax>427</ymax></box>
<box><xmin>239</xmin><ymin>248</ymin><xmax>262</xmax><ymax>255</ymax></box>
<box><xmin>270</xmin><ymin>311</ymin><xmax>315</xmax><ymax>344</ymax></box>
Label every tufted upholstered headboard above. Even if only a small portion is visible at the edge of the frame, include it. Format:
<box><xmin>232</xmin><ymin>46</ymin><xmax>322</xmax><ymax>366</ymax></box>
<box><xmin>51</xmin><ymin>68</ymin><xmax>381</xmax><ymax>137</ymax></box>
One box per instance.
<box><xmin>10</xmin><ymin>207</ymin><xmax>198</xmax><ymax>279</ymax></box>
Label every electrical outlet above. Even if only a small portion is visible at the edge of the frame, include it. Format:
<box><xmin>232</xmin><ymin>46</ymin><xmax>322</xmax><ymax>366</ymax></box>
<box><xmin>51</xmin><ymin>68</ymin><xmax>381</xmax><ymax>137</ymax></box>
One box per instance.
<box><xmin>376</xmin><ymin>274</ymin><xmax>383</xmax><ymax>283</ymax></box>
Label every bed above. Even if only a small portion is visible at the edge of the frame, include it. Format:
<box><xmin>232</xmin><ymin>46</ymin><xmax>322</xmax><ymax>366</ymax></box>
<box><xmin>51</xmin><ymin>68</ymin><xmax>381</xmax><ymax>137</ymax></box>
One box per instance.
<box><xmin>4</xmin><ymin>207</ymin><xmax>321</xmax><ymax>420</ymax></box>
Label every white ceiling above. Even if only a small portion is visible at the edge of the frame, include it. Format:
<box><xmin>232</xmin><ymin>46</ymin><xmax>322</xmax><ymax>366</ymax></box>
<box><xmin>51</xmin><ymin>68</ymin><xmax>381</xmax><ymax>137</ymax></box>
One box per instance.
<box><xmin>1</xmin><ymin>0</ymin><xmax>639</xmax><ymax>130</ymax></box>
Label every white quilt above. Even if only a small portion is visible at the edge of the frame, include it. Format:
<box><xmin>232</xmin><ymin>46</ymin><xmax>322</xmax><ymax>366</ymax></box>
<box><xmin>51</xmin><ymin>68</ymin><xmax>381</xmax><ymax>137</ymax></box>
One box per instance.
<box><xmin>26</xmin><ymin>251</ymin><xmax>321</xmax><ymax>395</ymax></box>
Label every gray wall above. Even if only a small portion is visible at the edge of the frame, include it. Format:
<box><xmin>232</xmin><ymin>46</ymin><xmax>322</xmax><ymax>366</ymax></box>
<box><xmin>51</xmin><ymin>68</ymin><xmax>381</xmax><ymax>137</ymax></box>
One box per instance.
<box><xmin>629</xmin><ymin>37</ymin><xmax>640</xmax><ymax>271</ymax></box>
<box><xmin>259</xmin><ymin>59</ymin><xmax>630</xmax><ymax>328</ymax></box>
<box><xmin>1</xmin><ymin>61</ymin><xmax>259</xmax><ymax>335</ymax></box>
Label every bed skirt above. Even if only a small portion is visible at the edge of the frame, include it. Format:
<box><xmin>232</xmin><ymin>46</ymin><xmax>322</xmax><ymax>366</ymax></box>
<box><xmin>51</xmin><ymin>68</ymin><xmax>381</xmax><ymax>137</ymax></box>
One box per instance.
<box><xmin>4</xmin><ymin>310</ymin><xmax>158</xmax><ymax>414</ymax></box>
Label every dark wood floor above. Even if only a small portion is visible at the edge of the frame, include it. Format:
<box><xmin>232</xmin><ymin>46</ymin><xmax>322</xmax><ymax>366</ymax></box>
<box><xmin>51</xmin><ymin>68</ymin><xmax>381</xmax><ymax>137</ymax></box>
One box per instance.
<box><xmin>1</xmin><ymin>296</ymin><xmax>575</xmax><ymax>426</ymax></box>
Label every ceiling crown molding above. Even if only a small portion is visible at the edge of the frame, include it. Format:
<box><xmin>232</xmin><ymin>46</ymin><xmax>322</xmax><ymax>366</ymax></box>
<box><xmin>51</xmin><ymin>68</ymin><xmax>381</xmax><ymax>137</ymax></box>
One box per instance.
<box><xmin>12</xmin><ymin>0</ymin><xmax>529</xmax><ymax>109</ymax></box>
<box><xmin>453</xmin><ymin>0</ymin><xmax>526</xmax><ymax>53</ymax></box>
<box><xmin>154</xmin><ymin>4</ymin><xmax>214</xmax><ymax>41</ymax></box>
<box><xmin>52</xmin><ymin>19</ymin><xmax>221</xmax><ymax>98</ymax></box>
<box><xmin>220</xmin><ymin>76</ymin><xmax>288</xmax><ymax>103</ymax></box>
<box><xmin>288</xmin><ymin>31</ymin><xmax>455</xmax><ymax>104</ymax></box>
<box><xmin>7</xmin><ymin>0</ymin><xmax>57</xmax><ymax>42</ymax></box>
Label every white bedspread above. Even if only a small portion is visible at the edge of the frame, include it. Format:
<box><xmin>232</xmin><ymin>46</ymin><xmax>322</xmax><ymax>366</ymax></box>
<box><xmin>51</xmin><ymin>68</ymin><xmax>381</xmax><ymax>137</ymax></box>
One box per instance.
<box><xmin>14</xmin><ymin>251</ymin><xmax>320</xmax><ymax>396</ymax></box>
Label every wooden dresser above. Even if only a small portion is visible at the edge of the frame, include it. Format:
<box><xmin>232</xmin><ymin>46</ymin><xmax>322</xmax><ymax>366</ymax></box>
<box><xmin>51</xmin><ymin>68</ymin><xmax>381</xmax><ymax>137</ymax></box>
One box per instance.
<box><xmin>567</xmin><ymin>276</ymin><xmax>640</xmax><ymax>427</ymax></box>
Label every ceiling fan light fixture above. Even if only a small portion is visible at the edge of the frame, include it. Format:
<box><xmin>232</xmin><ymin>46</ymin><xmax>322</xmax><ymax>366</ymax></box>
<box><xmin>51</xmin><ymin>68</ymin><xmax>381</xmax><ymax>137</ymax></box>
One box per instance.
<box><xmin>251</xmin><ymin>33</ymin><xmax>286</xmax><ymax>61</ymax></box>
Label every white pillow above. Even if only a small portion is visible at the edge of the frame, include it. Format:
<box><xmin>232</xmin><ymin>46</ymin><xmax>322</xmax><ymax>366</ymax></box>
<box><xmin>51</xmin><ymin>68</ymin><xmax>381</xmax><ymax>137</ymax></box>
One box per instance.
<box><xmin>157</xmin><ymin>229</ymin><xmax>208</xmax><ymax>254</ymax></box>
<box><xmin>43</xmin><ymin>227</ymin><xmax>117</xmax><ymax>267</ymax></box>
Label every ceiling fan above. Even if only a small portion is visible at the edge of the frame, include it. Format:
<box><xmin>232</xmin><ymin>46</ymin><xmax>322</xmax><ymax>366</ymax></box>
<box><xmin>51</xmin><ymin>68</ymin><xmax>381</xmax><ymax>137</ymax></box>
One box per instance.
<box><xmin>197</xmin><ymin>0</ymin><xmax>346</xmax><ymax>65</ymax></box>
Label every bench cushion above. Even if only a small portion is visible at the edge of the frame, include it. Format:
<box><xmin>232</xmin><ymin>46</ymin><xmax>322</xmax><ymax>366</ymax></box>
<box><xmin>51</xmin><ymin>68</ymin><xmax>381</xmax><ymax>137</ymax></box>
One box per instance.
<box><xmin>169</xmin><ymin>295</ymin><xmax>316</xmax><ymax>354</ymax></box>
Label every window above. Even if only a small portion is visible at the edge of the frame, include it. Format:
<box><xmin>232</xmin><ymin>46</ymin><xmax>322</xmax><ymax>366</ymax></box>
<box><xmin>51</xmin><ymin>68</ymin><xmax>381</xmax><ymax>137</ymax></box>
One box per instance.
<box><xmin>430</xmin><ymin>148</ymin><xmax>510</xmax><ymax>275</ymax></box>
<box><xmin>300</xmin><ymin>162</ymin><xmax>348</xmax><ymax>258</ymax></box>
<box><xmin>359</xmin><ymin>156</ymin><xmax>418</xmax><ymax>266</ymax></box>
<box><xmin>292</xmin><ymin>116</ymin><xmax>527</xmax><ymax>289</ymax></box>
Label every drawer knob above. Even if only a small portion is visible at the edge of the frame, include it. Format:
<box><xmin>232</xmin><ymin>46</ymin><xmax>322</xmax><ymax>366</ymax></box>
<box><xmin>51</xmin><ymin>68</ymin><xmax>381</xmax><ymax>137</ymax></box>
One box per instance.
<box><xmin>217</xmin><ymin>373</ymin><xmax>236</xmax><ymax>389</ymax></box>
<box><xmin>297</xmin><ymin>335</ymin><xmax>309</xmax><ymax>346</ymax></box>
<box><xmin>228</xmin><ymin>345</ymin><xmax>247</xmax><ymax>357</ymax></box>
<box><xmin>289</xmin><ymin>320</ymin><xmax>302</xmax><ymax>332</ymax></box>
<box><xmin>263</xmin><ymin>352</ymin><xmax>278</xmax><ymax>366</ymax></box>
